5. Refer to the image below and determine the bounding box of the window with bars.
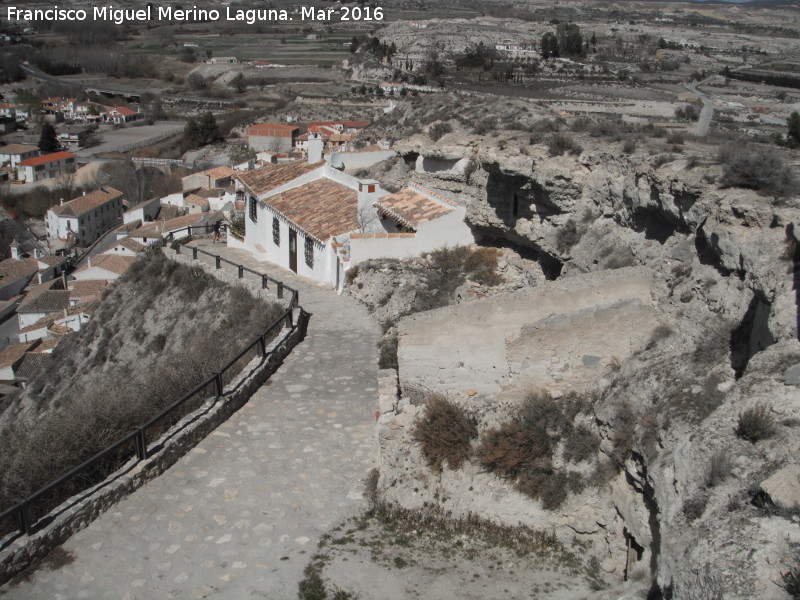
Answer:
[272,217,280,245]
[249,196,258,223]
[304,236,314,268]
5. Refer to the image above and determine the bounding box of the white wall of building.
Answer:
[349,206,474,265]
[123,197,162,224]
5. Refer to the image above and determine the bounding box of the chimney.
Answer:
[9,239,20,260]
[33,247,40,259]
[59,198,64,206]
[357,178,380,212]
[307,133,324,164]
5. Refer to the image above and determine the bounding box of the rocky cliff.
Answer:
[354,120,800,598]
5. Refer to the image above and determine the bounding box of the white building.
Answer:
[235,158,473,291]
[46,187,125,246]
[16,151,76,183]
[0,143,39,169]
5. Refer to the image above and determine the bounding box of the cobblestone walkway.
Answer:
[2,242,381,599]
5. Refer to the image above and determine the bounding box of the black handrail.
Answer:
[0,246,306,538]
[164,226,299,308]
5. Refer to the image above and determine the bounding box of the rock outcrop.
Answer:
[354,127,800,597]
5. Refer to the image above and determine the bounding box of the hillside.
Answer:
[0,252,284,526]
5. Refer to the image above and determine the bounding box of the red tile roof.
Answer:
[264,179,358,243]
[18,151,75,167]
[374,188,455,229]
[52,187,123,217]
[108,106,137,117]
[236,161,322,197]
[248,123,299,137]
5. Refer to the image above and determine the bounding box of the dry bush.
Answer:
[463,247,502,286]
[555,218,583,254]
[705,450,732,488]
[547,133,583,157]
[412,394,477,472]
[477,422,553,479]
[719,145,797,199]
[735,404,776,443]
[563,424,600,463]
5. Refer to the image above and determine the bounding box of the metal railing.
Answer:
[163,226,299,305]
[0,242,305,538]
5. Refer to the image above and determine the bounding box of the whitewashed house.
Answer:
[46,187,125,246]
[235,151,474,291]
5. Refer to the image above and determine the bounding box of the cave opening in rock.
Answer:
[632,208,676,245]
[402,151,419,167]
[730,292,775,379]
[624,527,645,582]
[695,227,743,280]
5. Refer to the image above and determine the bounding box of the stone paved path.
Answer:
[1,242,381,599]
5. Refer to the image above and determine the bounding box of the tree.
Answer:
[787,111,800,148]
[557,23,584,57]
[38,123,60,153]
[183,112,218,149]
[541,32,559,58]
[230,73,247,94]
[229,144,256,164]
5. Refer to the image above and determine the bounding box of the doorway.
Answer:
[288,229,297,273]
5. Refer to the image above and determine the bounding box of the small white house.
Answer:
[71,254,135,281]
[235,158,474,291]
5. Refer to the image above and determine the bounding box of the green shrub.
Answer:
[735,404,776,443]
[412,394,477,472]
[683,494,708,522]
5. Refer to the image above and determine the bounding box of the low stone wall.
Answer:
[0,252,309,585]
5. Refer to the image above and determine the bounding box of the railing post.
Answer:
[261,275,268,289]
[192,247,198,260]
[134,428,147,461]
[277,283,284,299]
[285,310,293,328]
[175,243,181,255]
[19,501,33,535]
[238,265,244,279]
[213,372,223,398]
[257,334,267,357]
[215,256,221,269]
[206,224,211,235]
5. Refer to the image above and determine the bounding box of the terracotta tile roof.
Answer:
[130,213,207,239]
[108,106,137,117]
[247,123,299,137]
[264,179,358,243]
[116,237,146,252]
[15,352,49,380]
[308,120,370,132]
[184,194,210,210]
[0,341,38,369]
[374,188,455,229]
[18,286,70,314]
[0,144,38,155]
[193,166,236,180]
[30,337,61,352]
[116,219,142,233]
[68,279,109,301]
[236,161,322,198]
[18,151,76,167]
[37,255,68,268]
[18,314,57,334]
[0,257,38,285]
[74,254,135,277]
[52,187,123,218]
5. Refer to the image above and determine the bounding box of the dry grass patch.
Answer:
[412,394,477,473]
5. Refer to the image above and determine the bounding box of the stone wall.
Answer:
[0,249,308,585]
